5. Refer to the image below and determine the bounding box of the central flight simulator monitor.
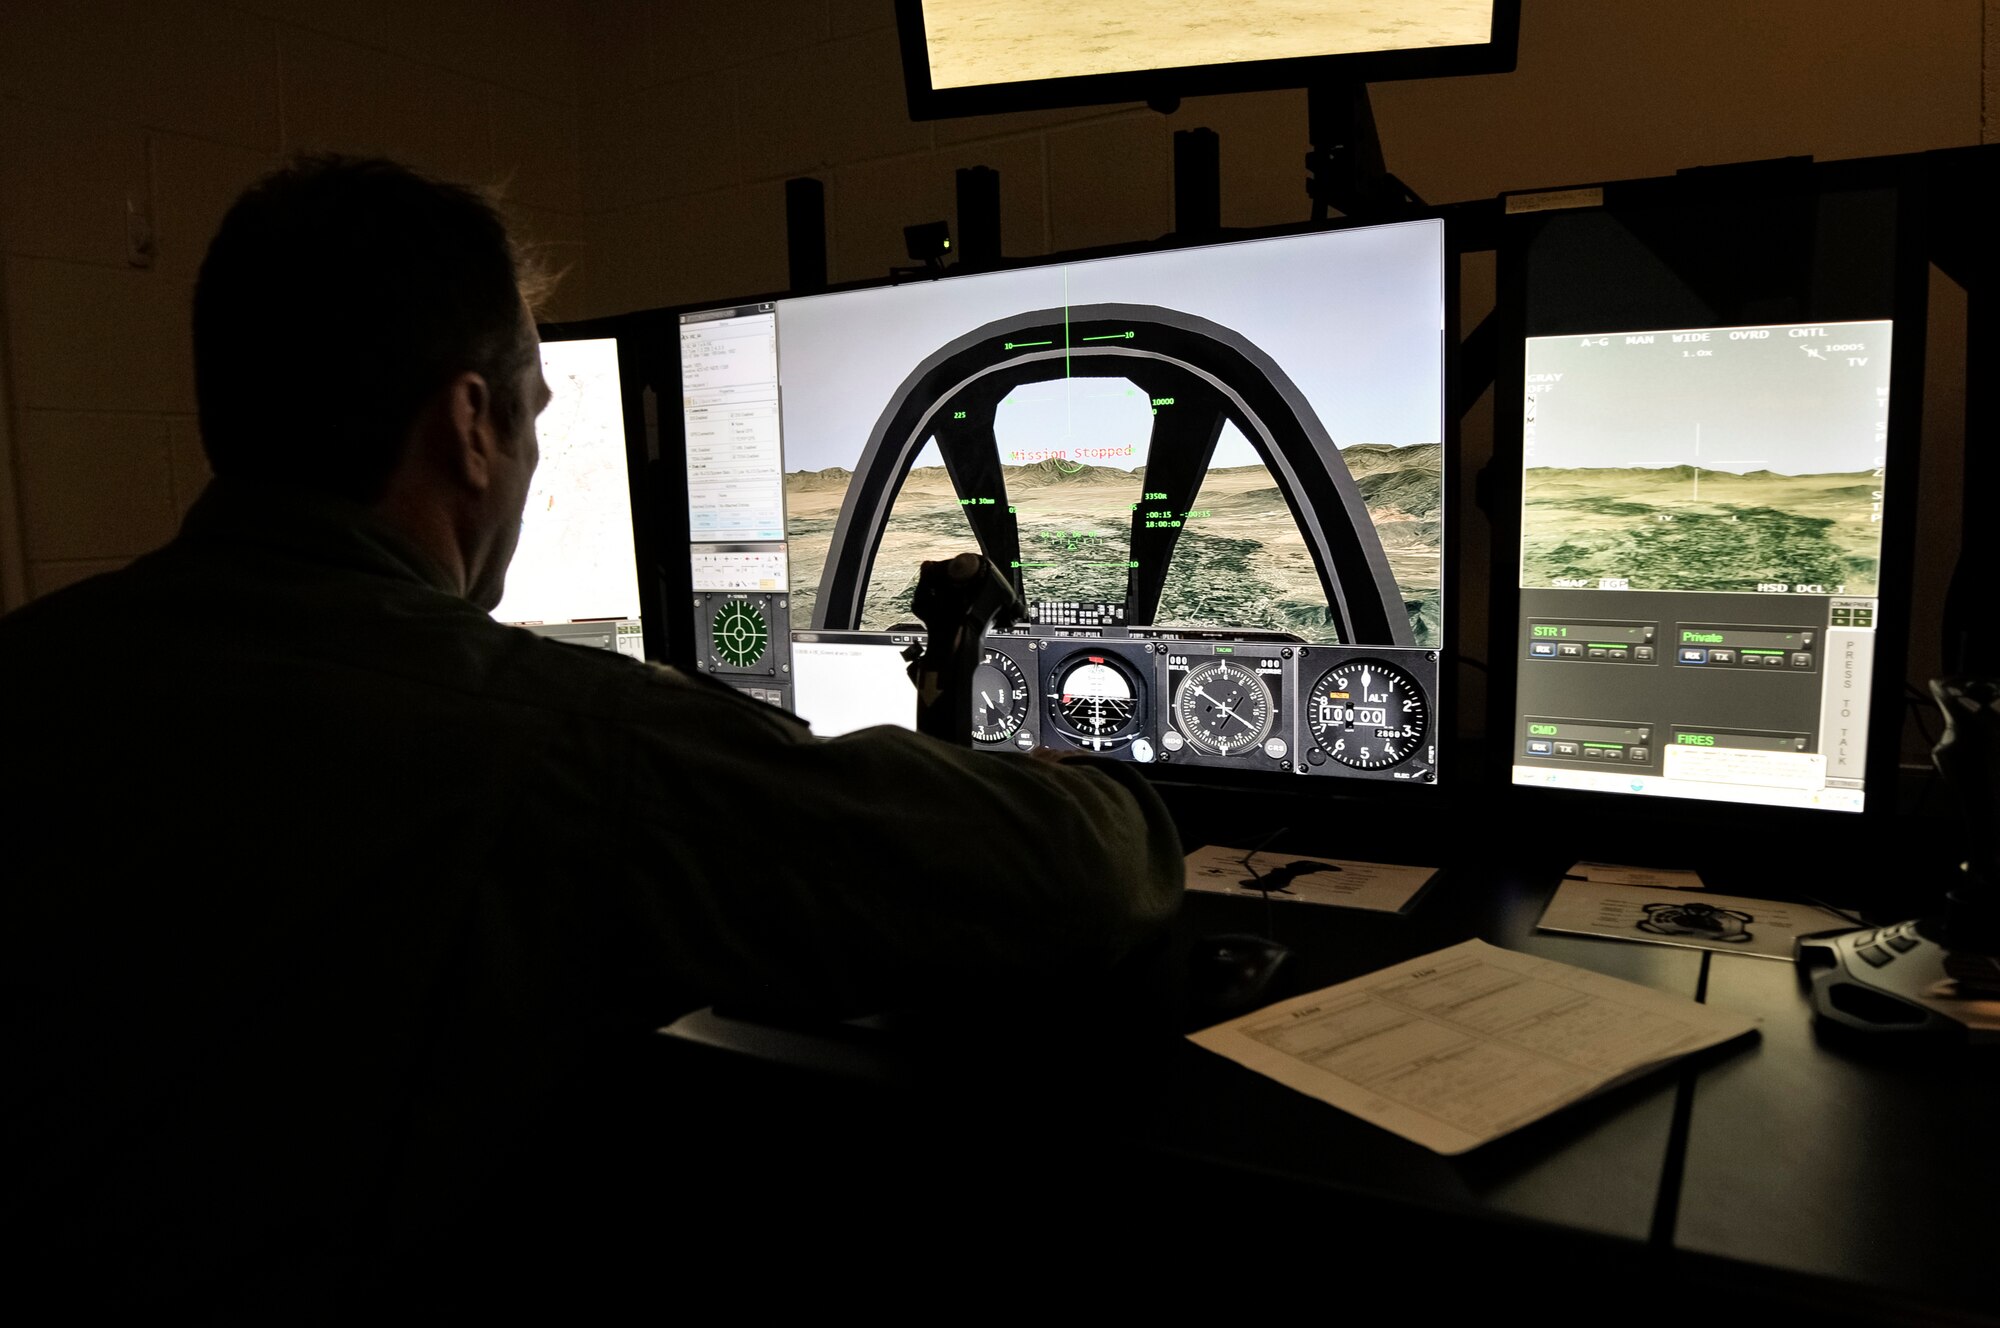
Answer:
[1499,164,1922,820]
[681,219,1448,786]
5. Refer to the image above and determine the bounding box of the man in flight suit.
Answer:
[0,156,1183,1317]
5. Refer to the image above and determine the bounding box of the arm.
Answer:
[609,670,1184,1018]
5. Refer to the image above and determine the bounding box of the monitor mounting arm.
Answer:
[1306,82,1424,223]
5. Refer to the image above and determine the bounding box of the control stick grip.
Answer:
[908,552,1026,746]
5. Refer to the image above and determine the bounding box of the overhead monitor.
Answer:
[895,0,1519,118]
[493,335,647,660]
[1497,164,1922,823]
[679,218,1448,787]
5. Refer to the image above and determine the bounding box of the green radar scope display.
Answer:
[711,598,770,668]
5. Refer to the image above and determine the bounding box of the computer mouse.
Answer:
[1187,932,1292,1020]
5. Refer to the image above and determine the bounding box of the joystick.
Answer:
[907,553,1026,747]
[1800,678,2000,1042]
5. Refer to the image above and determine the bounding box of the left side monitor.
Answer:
[491,336,646,660]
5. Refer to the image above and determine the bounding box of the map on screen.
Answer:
[491,337,641,626]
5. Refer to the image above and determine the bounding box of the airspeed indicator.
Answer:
[971,649,1030,744]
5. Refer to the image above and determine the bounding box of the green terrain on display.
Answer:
[1521,465,1882,594]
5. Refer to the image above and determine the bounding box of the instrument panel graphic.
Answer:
[1303,656,1429,770]
[977,631,1437,782]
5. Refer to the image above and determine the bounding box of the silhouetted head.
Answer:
[193,154,552,608]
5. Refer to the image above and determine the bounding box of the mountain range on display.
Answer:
[1521,465,1882,594]
[783,441,1443,644]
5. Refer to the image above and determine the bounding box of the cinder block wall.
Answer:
[0,0,585,606]
[0,1,1989,733]
[575,1,1986,314]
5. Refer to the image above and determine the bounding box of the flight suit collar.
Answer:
[175,477,462,599]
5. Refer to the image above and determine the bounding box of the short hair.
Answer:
[193,155,543,503]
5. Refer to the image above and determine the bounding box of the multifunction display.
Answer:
[1511,320,1892,812]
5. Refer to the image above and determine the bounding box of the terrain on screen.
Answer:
[784,442,1441,645]
[1521,465,1883,594]
[921,1,1491,88]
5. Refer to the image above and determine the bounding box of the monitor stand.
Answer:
[1305,82,1424,222]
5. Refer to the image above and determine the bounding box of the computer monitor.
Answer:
[679,218,1449,786]
[895,0,1519,118]
[1495,162,1924,823]
[492,334,647,660]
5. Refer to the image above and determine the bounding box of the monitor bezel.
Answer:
[893,0,1521,120]
[1483,156,1929,860]
[651,210,1464,801]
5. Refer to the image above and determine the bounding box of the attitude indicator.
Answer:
[1047,650,1145,750]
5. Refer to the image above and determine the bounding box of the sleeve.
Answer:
[605,669,1185,1019]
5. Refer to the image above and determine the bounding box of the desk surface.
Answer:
[1676,954,2000,1318]
[662,859,1996,1322]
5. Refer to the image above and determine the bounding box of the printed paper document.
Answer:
[1189,939,1757,1154]
[1540,879,1857,960]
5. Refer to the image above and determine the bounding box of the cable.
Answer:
[1904,681,1939,751]
[1238,825,1290,939]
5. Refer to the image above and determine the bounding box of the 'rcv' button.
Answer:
[1527,739,1553,755]
[1679,648,1708,663]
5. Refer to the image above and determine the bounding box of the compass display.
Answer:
[1048,651,1143,746]
[1307,658,1429,769]
[971,649,1030,744]
[1172,659,1274,757]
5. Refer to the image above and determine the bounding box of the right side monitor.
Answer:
[1500,165,1921,817]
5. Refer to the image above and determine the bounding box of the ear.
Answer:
[440,370,499,493]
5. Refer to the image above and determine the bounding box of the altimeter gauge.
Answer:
[1172,659,1275,757]
[971,649,1030,744]
[1306,658,1429,769]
